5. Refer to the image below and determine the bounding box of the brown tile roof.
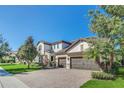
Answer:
[67,52,83,57]
[37,40,71,45]
[52,40,71,45]
[54,48,67,55]
[37,41,52,45]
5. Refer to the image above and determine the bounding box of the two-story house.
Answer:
[36,38,100,70]
[36,40,71,64]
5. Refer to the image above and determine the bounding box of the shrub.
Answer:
[110,61,120,74]
[49,61,56,68]
[92,72,115,80]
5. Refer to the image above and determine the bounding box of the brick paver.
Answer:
[15,68,92,88]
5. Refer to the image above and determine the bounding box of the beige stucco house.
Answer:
[36,38,100,70]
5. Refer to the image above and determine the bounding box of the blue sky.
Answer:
[0,5,98,51]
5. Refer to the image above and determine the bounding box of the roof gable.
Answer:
[65,38,87,52]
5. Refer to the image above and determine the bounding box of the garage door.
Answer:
[71,57,100,70]
[58,58,66,68]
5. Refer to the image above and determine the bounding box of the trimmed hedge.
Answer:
[92,72,115,80]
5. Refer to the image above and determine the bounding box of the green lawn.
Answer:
[0,63,42,74]
[80,67,124,88]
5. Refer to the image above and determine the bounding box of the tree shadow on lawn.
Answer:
[0,63,17,66]
[114,67,124,80]
[116,74,124,80]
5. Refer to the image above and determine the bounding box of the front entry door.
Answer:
[58,58,66,68]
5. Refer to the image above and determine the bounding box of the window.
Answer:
[53,44,59,49]
[51,56,54,61]
[53,45,56,49]
[81,45,83,51]
[57,44,59,49]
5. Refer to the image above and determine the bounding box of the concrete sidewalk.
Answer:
[0,67,12,76]
[0,67,29,88]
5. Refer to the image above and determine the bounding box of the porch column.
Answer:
[66,56,70,69]
[55,57,59,67]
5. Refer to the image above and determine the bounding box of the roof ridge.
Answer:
[37,40,71,45]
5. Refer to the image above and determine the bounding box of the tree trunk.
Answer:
[105,63,108,72]
[122,56,124,66]
[110,52,114,69]
[109,41,114,70]
[28,63,30,69]
[27,61,31,69]
[95,56,102,68]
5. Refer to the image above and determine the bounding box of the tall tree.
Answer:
[17,36,37,68]
[0,34,11,58]
[87,5,124,72]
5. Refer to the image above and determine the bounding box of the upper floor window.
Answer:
[53,45,56,49]
[53,44,60,49]
[80,45,83,51]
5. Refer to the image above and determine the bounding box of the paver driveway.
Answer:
[15,68,92,88]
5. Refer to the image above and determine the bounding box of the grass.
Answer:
[80,67,124,88]
[0,63,42,74]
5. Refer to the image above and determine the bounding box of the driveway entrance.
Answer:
[0,67,28,88]
[15,68,92,88]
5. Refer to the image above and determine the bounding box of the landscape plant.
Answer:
[0,34,11,63]
[17,36,38,69]
[91,72,115,80]
[86,5,124,73]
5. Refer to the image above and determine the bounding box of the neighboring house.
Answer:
[36,38,100,70]
[5,51,18,62]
